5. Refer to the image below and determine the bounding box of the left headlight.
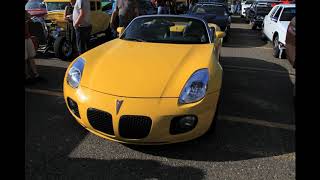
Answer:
[179,69,209,104]
[67,57,85,88]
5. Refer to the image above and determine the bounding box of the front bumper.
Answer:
[64,84,220,145]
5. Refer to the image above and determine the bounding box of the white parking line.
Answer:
[219,115,295,131]
[253,47,273,50]
[25,88,63,97]
[223,65,295,76]
[35,58,69,68]
[25,88,295,131]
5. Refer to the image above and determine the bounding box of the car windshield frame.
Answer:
[120,15,211,44]
[46,2,69,12]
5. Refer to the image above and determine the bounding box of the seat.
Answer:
[183,21,205,42]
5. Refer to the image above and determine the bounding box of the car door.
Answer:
[264,6,279,39]
[269,6,283,40]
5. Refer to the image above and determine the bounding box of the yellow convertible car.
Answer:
[64,15,224,144]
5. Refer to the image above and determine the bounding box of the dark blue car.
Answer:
[187,3,231,41]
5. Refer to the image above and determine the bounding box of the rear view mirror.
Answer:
[117,27,124,36]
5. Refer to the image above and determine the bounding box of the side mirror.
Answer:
[208,23,221,31]
[216,31,226,39]
[117,27,124,36]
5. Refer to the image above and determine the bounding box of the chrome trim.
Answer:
[116,100,124,114]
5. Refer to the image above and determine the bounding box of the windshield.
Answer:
[245,1,254,5]
[46,2,69,11]
[191,5,226,15]
[25,1,45,10]
[280,7,295,21]
[121,17,209,44]
[256,6,273,15]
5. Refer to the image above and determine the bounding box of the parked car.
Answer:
[187,2,231,42]
[241,0,254,18]
[262,4,295,58]
[285,16,295,68]
[64,15,225,144]
[25,0,47,17]
[245,0,282,29]
[43,0,112,60]
[101,0,113,12]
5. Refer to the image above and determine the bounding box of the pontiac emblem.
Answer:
[116,100,124,114]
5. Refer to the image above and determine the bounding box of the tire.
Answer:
[251,21,257,30]
[54,36,74,61]
[272,35,280,58]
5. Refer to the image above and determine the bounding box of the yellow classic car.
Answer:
[64,15,224,144]
[43,0,111,60]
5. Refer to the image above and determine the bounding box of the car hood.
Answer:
[79,39,214,98]
[46,11,65,22]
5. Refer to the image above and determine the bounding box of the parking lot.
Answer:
[25,16,295,180]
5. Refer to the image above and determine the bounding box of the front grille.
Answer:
[67,97,80,118]
[119,115,152,139]
[87,108,114,135]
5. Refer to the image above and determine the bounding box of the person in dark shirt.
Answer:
[116,0,139,27]
[64,0,76,53]
[156,0,168,14]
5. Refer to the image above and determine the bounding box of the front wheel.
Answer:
[273,35,280,58]
[54,36,74,61]
[251,21,257,30]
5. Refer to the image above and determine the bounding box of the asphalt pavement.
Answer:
[25,16,295,180]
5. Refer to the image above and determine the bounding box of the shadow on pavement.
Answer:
[220,57,295,125]
[26,158,205,180]
[224,27,268,48]
[231,15,248,24]
[125,57,295,162]
[25,66,66,91]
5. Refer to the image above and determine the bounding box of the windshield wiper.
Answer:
[124,37,147,42]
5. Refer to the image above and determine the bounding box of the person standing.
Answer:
[156,0,168,14]
[73,0,92,55]
[116,0,139,27]
[64,0,76,54]
[25,10,41,84]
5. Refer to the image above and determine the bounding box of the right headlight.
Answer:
[67,57,85,88]
[179,69,209,104]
